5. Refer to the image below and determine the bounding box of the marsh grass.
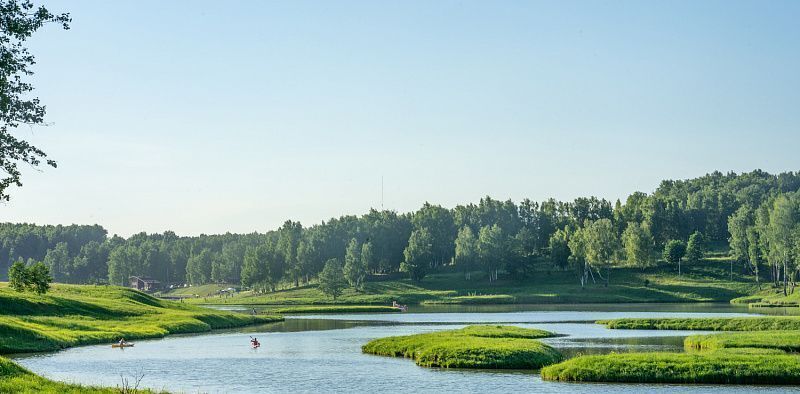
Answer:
[598,317,800,331]
[540,352,800,384]
[361,325,562,369]
[685,331,800,352]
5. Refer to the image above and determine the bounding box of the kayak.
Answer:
[112,343,134,348]
[251,343,260,349]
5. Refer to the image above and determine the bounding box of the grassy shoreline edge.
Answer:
[0,283,283,393]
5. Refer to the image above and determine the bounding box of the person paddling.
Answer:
[118,337,126,346]
[250,337,260,348]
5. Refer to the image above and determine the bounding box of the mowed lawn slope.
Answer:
[0,283,281,354]
[176,261,757,306]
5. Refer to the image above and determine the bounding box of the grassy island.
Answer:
[544,316,800,384]
[541,352,800,384]
[362,325,562,369]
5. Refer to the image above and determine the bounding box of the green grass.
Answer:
[361,325,562,369]
[0,283,282,354]
[731,286,800,306]
[541,352,800,384]
[685,331,800,352]
[158,283,233,297]
[598,317,800,331]
[267,305,401,314]
[0,356,159,393]
[174,260,758,306]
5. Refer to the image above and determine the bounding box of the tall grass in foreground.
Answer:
[362,325,562,369]
[541,352,800,384]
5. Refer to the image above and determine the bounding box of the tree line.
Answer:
[2,170,799,291]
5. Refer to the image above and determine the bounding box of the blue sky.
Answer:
[4,0,799,236]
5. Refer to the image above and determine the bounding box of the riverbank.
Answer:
[0,283,282,354]
[0,356,159,393]
[0,283,282,392]
[172,261,757,306]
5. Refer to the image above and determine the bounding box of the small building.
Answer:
[129,276,161,292]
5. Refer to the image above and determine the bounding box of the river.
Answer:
[10,303,798,393]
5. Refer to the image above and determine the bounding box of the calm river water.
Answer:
[10,303,799,393]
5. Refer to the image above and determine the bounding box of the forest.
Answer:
[1,169,799,292]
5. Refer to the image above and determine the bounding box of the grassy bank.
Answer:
[598,317,800,331]
[268,305,401,314]
[362,325,562,369]
[0,283,282,354]
[685,331,800,352]
[174,260,757,306]
[0,356,158,393]
[541,352,800,384]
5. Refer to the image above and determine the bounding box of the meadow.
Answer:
[361,325,562,369]
[172,260,757,306]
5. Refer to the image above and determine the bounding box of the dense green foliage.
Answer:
[0,0,70,201]
[541,352,800,384]
[362,325,562,369]
[1,170,798,298]
[0,283,280,354]
[599,317,800,331]
[8,259,51,294]
[317,259,347,300]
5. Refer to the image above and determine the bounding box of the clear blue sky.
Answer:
[5,0,799,236]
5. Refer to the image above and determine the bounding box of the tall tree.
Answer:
[622,222,654,268]
[663,240,686,276]
[402,228,433,282]
[685,231,706,265]
[343,238,366,291]
[477,224,505,281]
[454,226,478,280]
[318,258,347,300]
[7,258,27,291]
[43,242,69,282]
[548,228,571,270]
[0,1,70,200]
[582,219,620,286]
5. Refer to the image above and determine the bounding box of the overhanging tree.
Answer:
[0,1,70,200]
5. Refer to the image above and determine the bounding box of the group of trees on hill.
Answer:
[2,170,800,292]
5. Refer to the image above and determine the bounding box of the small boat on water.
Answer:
[111,343,134,348]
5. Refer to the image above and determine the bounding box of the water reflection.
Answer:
[10,306,796,394]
